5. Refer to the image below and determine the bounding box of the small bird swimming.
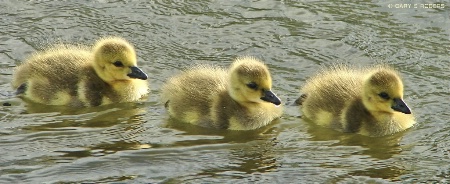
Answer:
[298,65,415,137]
[11,36,149,107]
[161,56,283,130]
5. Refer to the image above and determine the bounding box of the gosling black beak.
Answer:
[391,98,411,114]
[260,90,281,105]
[127,66,148,80]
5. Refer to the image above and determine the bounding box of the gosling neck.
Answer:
[361,96,393,124]
[91,62,116,86]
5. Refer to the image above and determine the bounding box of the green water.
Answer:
[0,0,449,183]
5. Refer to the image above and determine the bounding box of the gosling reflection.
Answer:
[306,121,409,160]
[304,120,410,181]
[56,140,151,160]
[165,117,280,144]
[193,138,280,179]
[21,102,147,129]
[163,117,281,175]
[18,102,150,159]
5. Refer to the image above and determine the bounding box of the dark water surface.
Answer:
[1,0,449,183]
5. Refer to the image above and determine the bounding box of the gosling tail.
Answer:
[15,83,27,95]
[164,100,170,109]
[294,94,307,106]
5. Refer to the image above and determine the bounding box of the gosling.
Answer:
[298,65,415,137]
[12,36,149,107]
[161,56,283,130]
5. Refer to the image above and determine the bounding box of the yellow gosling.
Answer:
[298,65,415,137]
[161,56,283,130]
[12,36,149,107]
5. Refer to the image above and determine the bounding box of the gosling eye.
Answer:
[113,61,124,67]
[246,82,258,90]
[378,92,390,100]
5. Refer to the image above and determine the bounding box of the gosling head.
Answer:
[92,37,148,83]
[362,68,411,114]
[228,56,281,106]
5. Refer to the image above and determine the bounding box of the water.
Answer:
[0,0,449,183]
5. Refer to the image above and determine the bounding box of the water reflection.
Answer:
[5,102,149,161]
[190,139,279,181]
[305,120,408,160]
[162,117,281,181]
[303,119,410,181]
